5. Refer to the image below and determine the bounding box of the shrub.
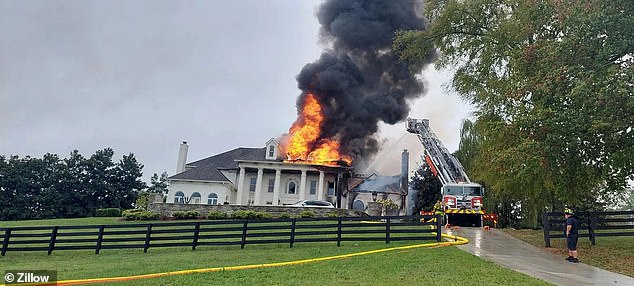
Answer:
[231,210,272,220]
[206,211,228,220]
[135,192,149,210]
[172,211,200,220]
[298,210,316,218]
[95,208,121,217]
[278,212,292,219]
[122,209,160,220]
[376,199,399,210]
[326,210,347,218]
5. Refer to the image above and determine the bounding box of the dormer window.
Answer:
[268,145,275,158]
[265,138,278,160]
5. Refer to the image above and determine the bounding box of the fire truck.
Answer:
[407,118,485,227]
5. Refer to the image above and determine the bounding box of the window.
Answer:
[268,145,275,158]
[309,180,317,195]
[352,200,365,211]
[174,191,185,204]
[287,181,297,195]
[249,177,257,192]
[466,186,482,196]
[207,193,218,205]
[268,178,275,193]
[191,192,201,204]
[327,181,335,196]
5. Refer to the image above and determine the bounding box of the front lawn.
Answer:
[0,217,553,285]
[502,228,634,277]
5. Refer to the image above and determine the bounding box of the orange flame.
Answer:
[284,93,352,166]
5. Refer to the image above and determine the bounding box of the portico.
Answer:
[234,160,341,206]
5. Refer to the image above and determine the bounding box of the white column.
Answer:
[273,169,281,205]
[299,170,307,201]
[254,168,264,205]
[236,167,246,205]
[317,171,325,201]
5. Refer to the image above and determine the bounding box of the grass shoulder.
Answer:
[502,228,634,278]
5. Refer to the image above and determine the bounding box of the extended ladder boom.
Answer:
[406,118,471,185]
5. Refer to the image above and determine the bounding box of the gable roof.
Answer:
[168,165,229,182]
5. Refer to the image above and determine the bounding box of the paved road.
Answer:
[445,227,634,286]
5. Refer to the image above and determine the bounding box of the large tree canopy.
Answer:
[396,0,634,224]
[0,149,146,220]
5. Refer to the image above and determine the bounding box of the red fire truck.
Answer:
[407,118,485,227]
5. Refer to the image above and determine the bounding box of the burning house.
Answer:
[167,140,349,207]
[167,0,432,212]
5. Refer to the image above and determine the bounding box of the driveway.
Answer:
[445,227,634,286]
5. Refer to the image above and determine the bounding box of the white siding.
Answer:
[167,181,232,205]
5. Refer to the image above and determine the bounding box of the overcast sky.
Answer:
[0,0,473,181]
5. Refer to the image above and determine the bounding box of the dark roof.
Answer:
[352,174,400,193]
[187,147,262,169]
[169,165,229,182]
[235,147,284,162]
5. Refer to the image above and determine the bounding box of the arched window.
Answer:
[352,200,365,211]
[287,180,297,195]
[207,193,218,205]
[191,192,201,204]
[174,191,185,204]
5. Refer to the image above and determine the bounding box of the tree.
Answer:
[410,164,442,213]
[0,149,146,220]
[148,172,169,195]
[395,0,634,227]
[113,153,146,209]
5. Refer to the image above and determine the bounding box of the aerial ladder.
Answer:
[407,118,485,227]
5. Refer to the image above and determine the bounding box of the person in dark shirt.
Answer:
[564,208,579,263]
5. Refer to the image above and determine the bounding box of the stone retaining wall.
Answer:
[148,202,368,218]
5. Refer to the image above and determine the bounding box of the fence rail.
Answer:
[0,214,441,256]
[542,210,634,247]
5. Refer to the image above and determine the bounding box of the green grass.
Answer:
[0,218,553,285]
[0,242,551,286]
[502,228,634,278]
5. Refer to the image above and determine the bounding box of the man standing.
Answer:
[433,199,444,225]
[564,208,579,263]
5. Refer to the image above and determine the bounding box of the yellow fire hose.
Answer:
[15,234,467,286]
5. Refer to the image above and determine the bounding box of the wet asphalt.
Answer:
[444,227,634,286]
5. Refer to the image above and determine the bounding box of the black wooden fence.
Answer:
[0,214,441,256]
[542,210,634,247]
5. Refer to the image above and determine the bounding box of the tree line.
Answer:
[0,148,153,220]
[397,0,633,227]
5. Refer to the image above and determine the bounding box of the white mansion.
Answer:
[166,140,348,207]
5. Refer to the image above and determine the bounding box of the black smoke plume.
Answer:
[295,0,434,163]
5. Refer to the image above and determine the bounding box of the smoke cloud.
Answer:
[294,0,434,163]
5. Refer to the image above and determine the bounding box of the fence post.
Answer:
[241,220,248,249]
[436,214,442,242]
[144,224,153,253]
[290,219,296,248]
[542,212,551,247]
[385,218,391,244]
[337,217,342,247]
[588,212,596,246]
[1,228,11,256]
[95,225,105,255]
[192,222,201,250]
[47,226,58,255]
